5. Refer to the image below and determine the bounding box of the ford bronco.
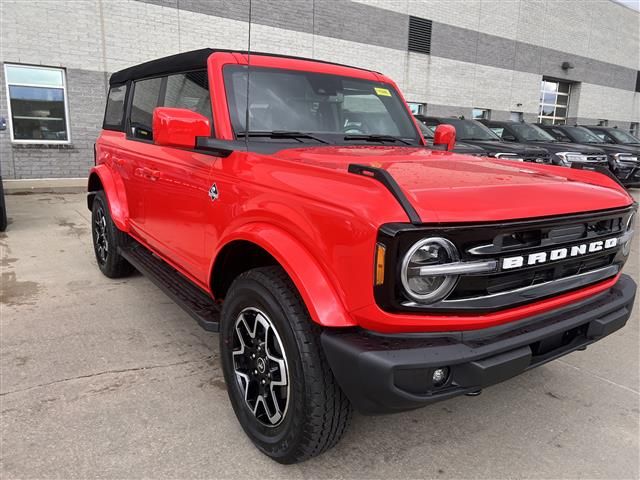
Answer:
[89,49,637,464]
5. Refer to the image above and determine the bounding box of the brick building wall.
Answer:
[1,0,638,179]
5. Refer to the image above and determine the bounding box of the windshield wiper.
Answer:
[238,130,330,144]
[343,134,412,145]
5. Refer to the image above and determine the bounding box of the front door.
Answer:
[129,71,215,286]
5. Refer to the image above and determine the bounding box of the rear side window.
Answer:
[130,77,162,140]
[103,85,127,130]
[164,71,212,126]
[549,128,570,141]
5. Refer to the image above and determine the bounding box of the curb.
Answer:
[3,178,87,194]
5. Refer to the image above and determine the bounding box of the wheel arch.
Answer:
[87,165,130,232]
[210,224,355,328]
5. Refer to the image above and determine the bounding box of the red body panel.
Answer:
[94,51,634,334]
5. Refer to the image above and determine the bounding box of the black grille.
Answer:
[375,206,635,314]
[524,153,551,164]
[408,16,432,55]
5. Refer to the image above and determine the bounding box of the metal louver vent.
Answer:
[408,16,432,55]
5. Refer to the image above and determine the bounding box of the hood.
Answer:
[527,141,606,155]
[452,141,486,155]
[457,140,547,155]
[587,143,640,155]
[273,145,632,223]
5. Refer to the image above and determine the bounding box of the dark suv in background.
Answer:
[480,120,608,169]
[417,116,551,164]
[415,118,487,156]
[580,126,640,148]
[537,124,639,187]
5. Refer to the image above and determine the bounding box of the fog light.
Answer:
[432,367,449,387]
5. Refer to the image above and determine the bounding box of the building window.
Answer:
[4,64,70,143]
[407,102,426,115]
[597,119,608,126]
[510,111,523,122]
[631,123,639,137]
[472,108,490,120]
[538,79,571,125]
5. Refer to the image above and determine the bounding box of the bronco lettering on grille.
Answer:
[501,237,618,270]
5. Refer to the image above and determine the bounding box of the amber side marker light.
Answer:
[375,243,386,286]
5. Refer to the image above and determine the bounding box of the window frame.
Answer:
[538,79,572,125]
[3,63,72,145]
[124,69,213,144]
[472,108,490,120]
[102,83,129,132]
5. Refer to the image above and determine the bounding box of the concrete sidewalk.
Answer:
[3,178,86,194]
[1,193,638,479]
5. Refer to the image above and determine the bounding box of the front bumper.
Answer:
[613,163,640,187]
[322,274,636,414]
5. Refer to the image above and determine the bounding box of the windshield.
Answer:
[440,119,500,141]
[223,66,419,143]
[607,128,640,144]
[564,126,605,144]
[510,123,556,142]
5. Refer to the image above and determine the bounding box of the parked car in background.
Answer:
[419,116,551,163]
[537,124,640,187]
[580,125,640,148]
[414,116,487,156]
[479,120,608,170]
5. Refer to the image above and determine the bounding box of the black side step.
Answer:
[119,240,220,332]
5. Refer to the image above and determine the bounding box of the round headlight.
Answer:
[401,237,459,303]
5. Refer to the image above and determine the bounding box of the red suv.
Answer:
[89,49,637,464]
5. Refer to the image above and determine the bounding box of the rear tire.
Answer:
[91,190,134,278]
[220,266,352,464]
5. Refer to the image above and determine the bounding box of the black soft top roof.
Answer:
[109,48,376,86]
[110,48,214,85]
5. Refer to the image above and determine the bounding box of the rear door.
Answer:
[100,84,147,232]
[139,70,215,284]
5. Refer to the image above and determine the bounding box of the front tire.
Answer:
[91,191,134,278]
[220,266,352,464]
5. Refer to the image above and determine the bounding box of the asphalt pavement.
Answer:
[1,192,638,479]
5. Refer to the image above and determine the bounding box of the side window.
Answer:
[130,77,162,140]
[103,84,127,130]
[163,71,212,126]
[550,128,570,141]
[502,128,517,141]
[490,127,504,137]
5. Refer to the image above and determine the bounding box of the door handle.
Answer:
[140,167,161,181]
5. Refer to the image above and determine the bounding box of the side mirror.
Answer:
[433,124,456,152]
[153,107,211,149]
